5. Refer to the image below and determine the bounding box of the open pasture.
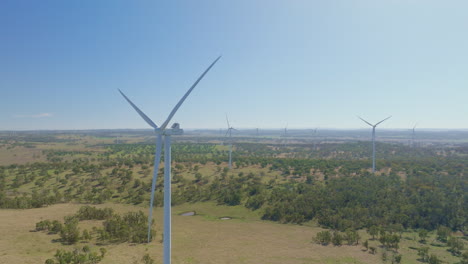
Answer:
[0,202,385,264]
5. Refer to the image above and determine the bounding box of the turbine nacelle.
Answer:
[164,123,183,135]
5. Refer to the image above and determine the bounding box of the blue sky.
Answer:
[1,0,467,130]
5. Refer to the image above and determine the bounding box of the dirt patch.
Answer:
[180,211,195,216]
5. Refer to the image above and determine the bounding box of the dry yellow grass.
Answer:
[0,145,45,165]
[0,202,384,264]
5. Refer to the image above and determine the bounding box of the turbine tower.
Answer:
[282,124,288,147]
[119,56,221,264]
[313,128,318,151]
[225,115,235,169]
[358,116,392,173]
[411,123,417,147]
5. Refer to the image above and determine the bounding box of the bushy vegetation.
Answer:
[7,137,468,236]
[75,206,114,220]
[35,206,153,244]
[44,246,106,264]
[98,211,151,243]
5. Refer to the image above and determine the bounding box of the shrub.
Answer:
[35,220,51,231]
[331,231,343,246]
[44,247,104,264]
[315,231,331,245]
[100,211,152,243]
[48,220,62,234]
[436,226,451,243]
[76,206,114,220]
[447,236,464,256]
[60,217,80,244]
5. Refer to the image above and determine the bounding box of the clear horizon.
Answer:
[1,1,467,130]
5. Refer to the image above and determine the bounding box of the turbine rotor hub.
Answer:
[164,123,183,135]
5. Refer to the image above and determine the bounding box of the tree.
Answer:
[382,251,388,262]
[447,236,464,256]
[45,247,104,264]
[142,254,155,264]
[393,254,402,264]
[35,220,51,231]
[99,248,107,258]
[60,217,80,244]
[82,245,91,253]
[82,229,92,241]
[461,251,468,264]
[50,220,63,234]
[368,225,379,240]
[419,229,429,243]
[315,231,331,245]
[428,254,441,264]
[417,247,430,262]
[344,229,360,245]
[331,232,343,246]
[363,240,369,251]
[436,226,451,243]
[380,233,400,251]
[101,211,151,243]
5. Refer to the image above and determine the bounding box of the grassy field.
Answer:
[0,202,387,264]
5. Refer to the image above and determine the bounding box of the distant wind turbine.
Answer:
[119,56,221,264]
[358,116,392,173]
[313,128,318,151]
[225,115,236,169]
[411,123,418,147]
[282,124,288,147]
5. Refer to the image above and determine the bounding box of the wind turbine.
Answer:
[225,115,236,169]
[313,128,318,151]
[358,116,392,173]
[119,56,221,264]
[411,123,417,147]
[282,124,288,147]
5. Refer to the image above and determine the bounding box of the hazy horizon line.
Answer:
[2,127,468,132]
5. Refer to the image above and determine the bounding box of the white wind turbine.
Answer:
[411,123,417,147]
[313,127,318,151]
[119,56,221,264]
[225,115,236,169]
[358,116,392,173]
[282,124,288,147]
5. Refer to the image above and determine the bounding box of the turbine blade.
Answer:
[119,89,158,129]
[226,114,230,129]
[357,116,373,127]
[224,129,230,138]
[147,134,163,242]
[375,116,392,127]
[160,56,222,130]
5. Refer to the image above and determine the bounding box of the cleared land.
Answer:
[0,202,385,264]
